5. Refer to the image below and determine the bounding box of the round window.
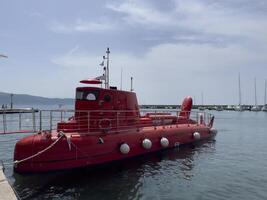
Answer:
[86,93,96,100]
[104,95,111,102]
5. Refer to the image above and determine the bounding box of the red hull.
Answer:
[14,124,216,173]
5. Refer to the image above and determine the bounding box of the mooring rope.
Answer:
[14,134,64,165]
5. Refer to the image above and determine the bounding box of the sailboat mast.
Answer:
[120,68,123,90]
[254,77,257,106]
[201,92,204,106]
[264,79,266,105]
[238,73,242,106]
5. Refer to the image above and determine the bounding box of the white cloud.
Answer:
[46,1,267,103]
[28,11,44,18]
[106,1,175,28]
[175,0,267,46]
[107,0,267,48]
[50,19,117,33]
[52,52,99,69]
[3,0,267,104]
[51,41,267,104]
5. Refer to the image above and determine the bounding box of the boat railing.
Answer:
[0,109,214,134]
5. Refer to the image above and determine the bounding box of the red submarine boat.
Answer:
[14,48,217,173]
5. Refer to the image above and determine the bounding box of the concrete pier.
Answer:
[0,163,17,200]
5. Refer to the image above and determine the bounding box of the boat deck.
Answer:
[0,108,38,114]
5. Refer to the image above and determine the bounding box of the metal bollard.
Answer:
[19,112,22,130]
[32,111,36,132]
[49,111,53,132]
[2,111,7,134]
[39,110,42,131]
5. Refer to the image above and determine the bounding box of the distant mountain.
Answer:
[0,92,74,106]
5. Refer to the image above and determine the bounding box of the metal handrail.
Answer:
[0,109,214,134]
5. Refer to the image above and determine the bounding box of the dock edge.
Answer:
[0,161,18,200]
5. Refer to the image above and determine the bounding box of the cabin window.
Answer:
[76,90,99,101]
[76,91,83,100]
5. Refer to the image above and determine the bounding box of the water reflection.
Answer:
[12,139,216,200]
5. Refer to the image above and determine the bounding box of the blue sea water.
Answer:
[0,110,267,200]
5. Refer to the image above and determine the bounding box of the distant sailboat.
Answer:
[198,92,205,110]
[251,77,261,111]
[215,106,223,111]
[262,79,267,111]
[226,105,234,111]
[235,73,243,111]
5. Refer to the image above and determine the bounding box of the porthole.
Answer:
[104,95,111,102]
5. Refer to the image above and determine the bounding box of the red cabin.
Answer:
[57,87,140,133]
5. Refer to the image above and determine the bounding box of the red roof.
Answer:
[80,79,102,84]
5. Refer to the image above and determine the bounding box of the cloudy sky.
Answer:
[1,0,267,105]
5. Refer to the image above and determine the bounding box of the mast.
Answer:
[264,79,266,105]
[102,47,110,89]
[201,92,203,106]
[130,77,133,91]
[106,47,110,89]
[120,67,123,90]
[254,77,257,106]
[10,93,13,109]
[238,73,242,106]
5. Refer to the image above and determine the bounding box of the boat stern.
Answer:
[13,134,38,173]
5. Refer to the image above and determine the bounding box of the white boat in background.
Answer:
[251,78,261,112]
[235,73,244,111]
[251,105,261,111]
[262,79,267,112]
[215,106,223,111]
[198,107,205,111]
[234,105,244,111]
[226,105,234,111]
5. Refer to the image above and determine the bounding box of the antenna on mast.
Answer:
[106,47,110,89]
[101,47,110,89]
[130,77,133,92]
[120,67,123,90]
